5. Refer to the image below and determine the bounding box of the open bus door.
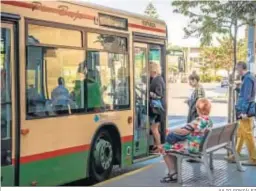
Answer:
[1,14,20,186]
[133,35,167,160]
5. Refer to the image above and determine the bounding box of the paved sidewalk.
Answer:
[96,123,256,187]
[96,159,256,187]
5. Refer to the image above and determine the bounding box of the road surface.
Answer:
[168,82,228,129]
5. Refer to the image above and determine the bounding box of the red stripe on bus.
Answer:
[2,1,95,21]
[3,1,166,34]
[2,1,35,9]
[121,135,133,143]
[10,135,133,164]
[128,23,166,33]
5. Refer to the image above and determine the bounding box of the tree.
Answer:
[171,1,256,77]
[144,1,159,19]
[200,37,247,76]
[216,37,247,73]
[198,61,213,82]
[171,1,256,122]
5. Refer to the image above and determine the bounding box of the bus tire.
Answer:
[89,129,114,183]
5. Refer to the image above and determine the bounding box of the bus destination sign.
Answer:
[98,13,128,30]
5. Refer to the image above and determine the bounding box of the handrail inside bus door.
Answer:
[43,58,49,100]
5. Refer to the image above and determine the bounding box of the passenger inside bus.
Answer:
[51,77,73,114]
[115,66,129,106]
[149,62,166,153]
[72,64,102,112]
[1,69,7,139]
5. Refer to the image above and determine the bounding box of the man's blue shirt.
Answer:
[237,72,256,113]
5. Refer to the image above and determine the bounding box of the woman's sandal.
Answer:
[160,173,177,183]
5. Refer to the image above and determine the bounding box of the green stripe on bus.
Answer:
[1,165,14,186]
[121,141,133,168]
[2,141,133,186]
[19,151,89,186]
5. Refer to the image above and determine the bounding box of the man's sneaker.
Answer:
[242,160,256,166]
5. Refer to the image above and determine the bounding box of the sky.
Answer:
[81,0,245,47]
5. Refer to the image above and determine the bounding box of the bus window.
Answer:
[87,33,127,52]
[1,27,12,166]
[149,45,161,65]
[87,51,129,111]
[87,32,129,111]
[26,24,85,118]
[28,24,82,47]
[112,53,129,108]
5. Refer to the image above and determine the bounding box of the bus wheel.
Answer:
[90,129,114,182]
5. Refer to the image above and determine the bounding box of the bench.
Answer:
[167,122,246,185]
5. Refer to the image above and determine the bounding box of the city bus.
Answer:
[1,1,168,186]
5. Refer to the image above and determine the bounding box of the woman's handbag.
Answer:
[150,99,164,115]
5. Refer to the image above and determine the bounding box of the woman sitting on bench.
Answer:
[160,98,213,183]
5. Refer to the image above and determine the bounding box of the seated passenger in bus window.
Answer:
[26,84,45,117]
[51,77,71,114]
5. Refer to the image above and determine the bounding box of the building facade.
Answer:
[247,25,256,73]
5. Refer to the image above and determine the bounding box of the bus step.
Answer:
[133,154,160,164]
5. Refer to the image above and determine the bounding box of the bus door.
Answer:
[1,20,18,186]
[148,44,166,146]
[133,43,149,158]
[133,41,167,159]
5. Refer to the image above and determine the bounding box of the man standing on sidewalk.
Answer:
[228,61,256,165]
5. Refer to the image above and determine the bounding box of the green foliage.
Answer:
[200,37,247,73]
[171,0,256,88]
[144,1,159,19]
[171,1,256,46]
[168,65,178,73]
[167,44,184,55]
[214,76,222,82]
[199,74,222,83]
[200,74,212,83]
[198,62,212,82]
[171,1,256,121]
